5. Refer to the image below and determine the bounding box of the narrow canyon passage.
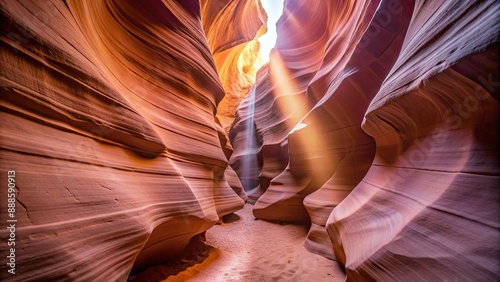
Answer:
[131,204,345,282]
[1,0,499,281]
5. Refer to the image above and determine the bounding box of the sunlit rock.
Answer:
[230,0,353,204]
[303,0,414,260]
[251,0,381,223]
[201,0,267,129]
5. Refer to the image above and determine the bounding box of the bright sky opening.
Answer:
[258,0,284,62]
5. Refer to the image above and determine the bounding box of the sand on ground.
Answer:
[130,204,346,281]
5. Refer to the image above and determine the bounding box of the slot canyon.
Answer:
[0,0,499,281]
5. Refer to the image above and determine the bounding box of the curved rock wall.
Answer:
[0,0,245,280]
[230,0,500,280]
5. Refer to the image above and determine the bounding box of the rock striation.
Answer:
[230,0,500,280]
[0,0,246,280]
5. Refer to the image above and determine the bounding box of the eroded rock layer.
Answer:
[230,0,500,280]
[0,0,245,280]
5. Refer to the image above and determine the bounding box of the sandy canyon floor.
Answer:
[130,204,345,281]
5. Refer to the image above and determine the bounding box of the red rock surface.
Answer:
[230,0,500,280]
[0,0,245,280]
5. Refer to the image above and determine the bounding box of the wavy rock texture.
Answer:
[0,0,245,280]
[230,0,500,280]
[201,0,267,128]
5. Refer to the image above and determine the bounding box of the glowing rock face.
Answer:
[0,0,247,280]
[230,0,500,280]
[201,0,267,129]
